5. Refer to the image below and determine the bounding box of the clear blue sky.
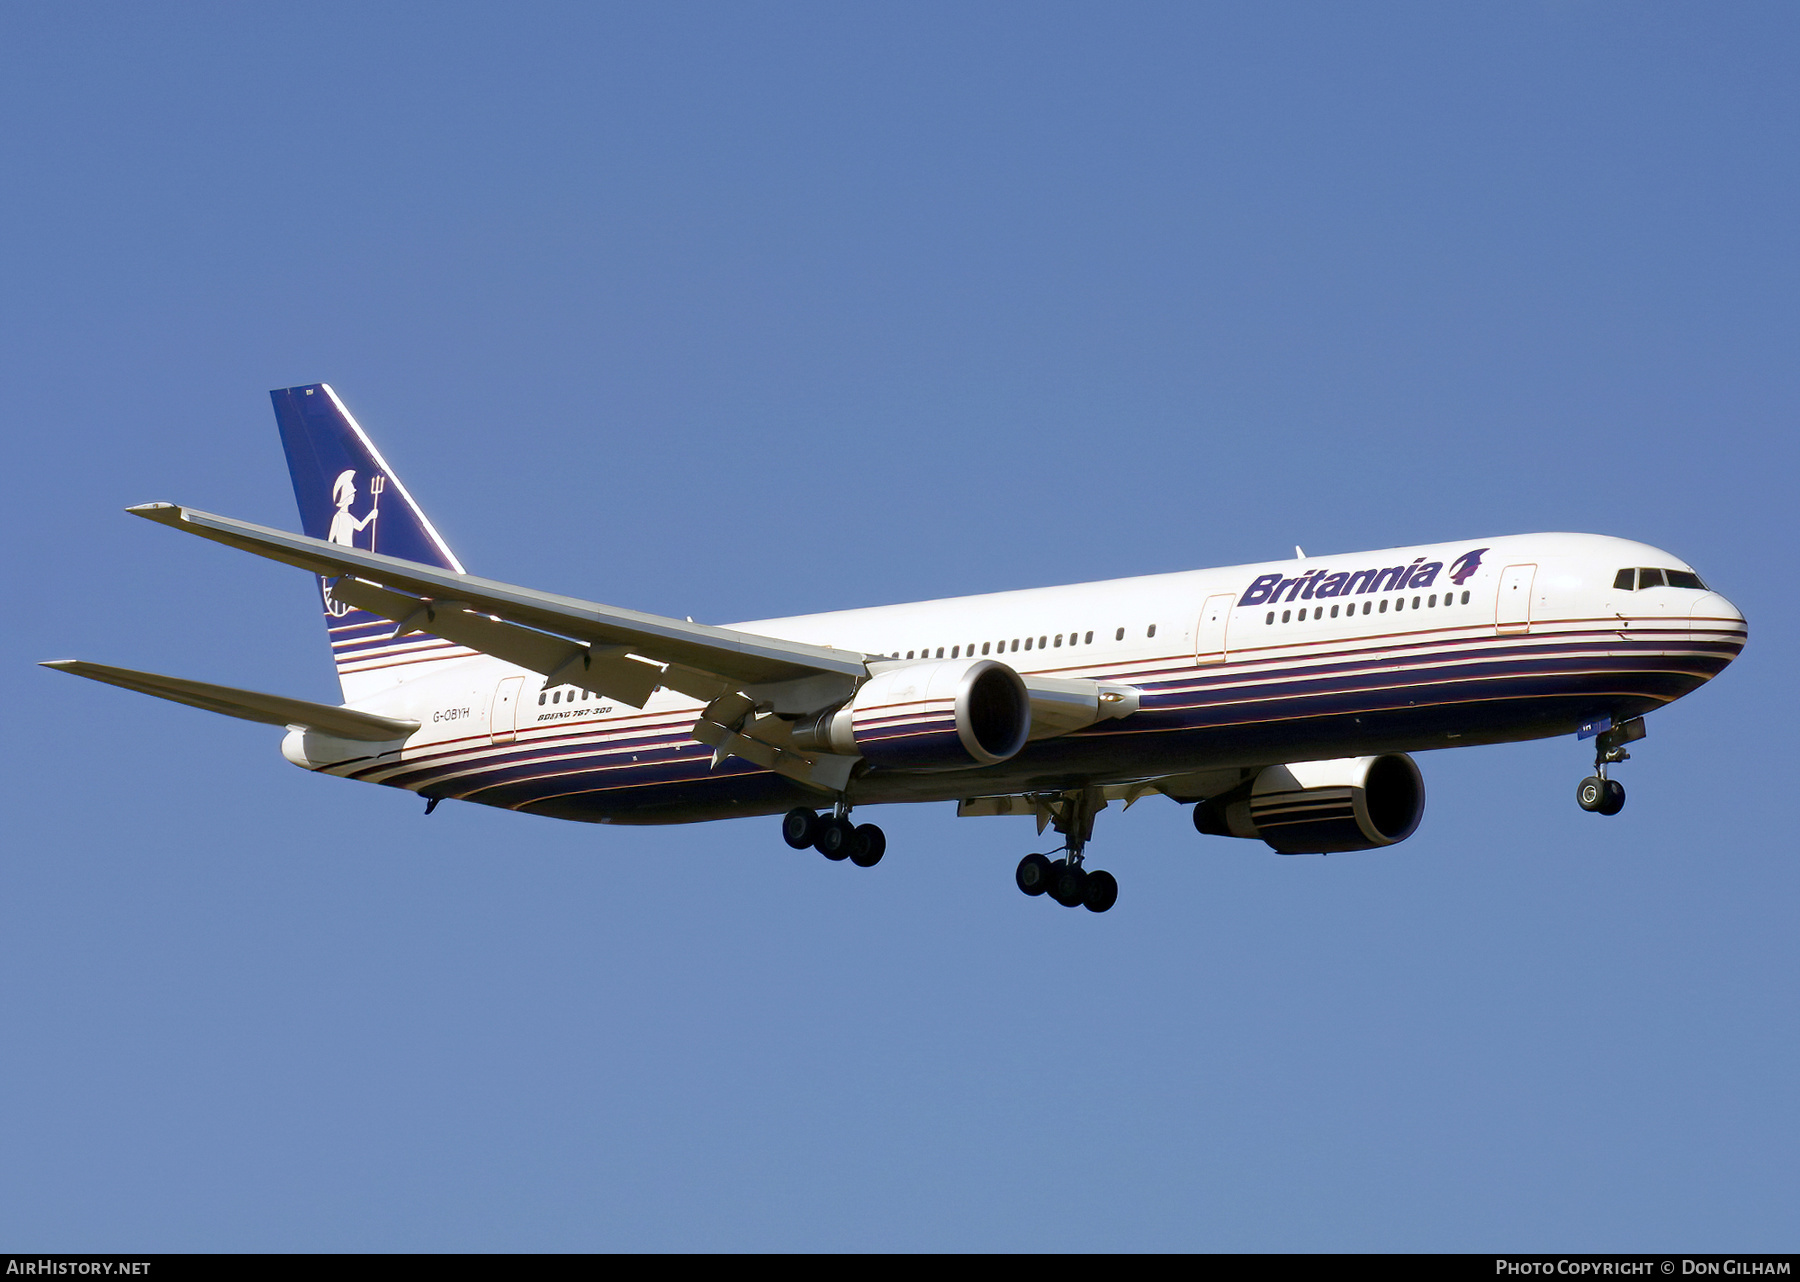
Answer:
[3,2,1795,1251]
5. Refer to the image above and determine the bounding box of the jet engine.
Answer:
[1193,754,1425,854]
[791,657,1031,771]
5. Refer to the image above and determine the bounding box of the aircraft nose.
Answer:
[1690,591,1748,656]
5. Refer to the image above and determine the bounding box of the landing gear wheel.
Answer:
[1015,853,1053,896]
[1577,777,1606,812]
[781,807,819,849]
[849,823,886,867]
[1082,870,1118,913]
[1050,860,1090,908]
[1597,779,1626,816]
[814,815,853,860]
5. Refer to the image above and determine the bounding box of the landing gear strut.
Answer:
[1014,787,1118,913]
[782,805,885,867]
[1577,717,1644,817]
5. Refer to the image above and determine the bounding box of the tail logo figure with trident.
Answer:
[322,469,383,617]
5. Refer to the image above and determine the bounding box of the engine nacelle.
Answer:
[793,658,1030,771]
[1193,754,1425,854]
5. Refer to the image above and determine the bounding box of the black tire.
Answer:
[815,815,853,860]
[1083,870,1118,913]
[1015,853,1053,896]
[781,807,819,849]
[1050,861,1089,908]
[849,823,886,867]
[1577,776,1606,812]
[1597,779,1626,816]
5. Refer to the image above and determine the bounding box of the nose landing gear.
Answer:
[1576,775,1626,815]
[1577,717,1644,817]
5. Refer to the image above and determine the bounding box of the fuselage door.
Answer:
[1195,593,1236,663]
[489,674,526,744]
[1496,564,1536,635]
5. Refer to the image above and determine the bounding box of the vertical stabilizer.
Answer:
[271,384,475,702]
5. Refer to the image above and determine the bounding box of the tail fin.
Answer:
[271,383,475,702]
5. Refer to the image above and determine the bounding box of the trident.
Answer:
[368,474,386,553]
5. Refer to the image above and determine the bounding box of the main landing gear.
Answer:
[1014,787,1118,914]
[782,806,886,868]
[1577,717,1645,817]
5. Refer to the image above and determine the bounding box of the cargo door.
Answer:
[489,675,526,744]
[1496,564,1536,635]
[1194,593,1236,663]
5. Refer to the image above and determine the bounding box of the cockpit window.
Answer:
[1615,567,1708,591]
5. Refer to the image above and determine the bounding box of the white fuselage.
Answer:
[288,532,1745,824]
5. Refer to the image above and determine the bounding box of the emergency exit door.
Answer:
[1195,593,1236,663]
[489,675,526,744]
[1496,564,1536,635]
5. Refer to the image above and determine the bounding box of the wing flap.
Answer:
[42,660,419,741]
[330,579,665,709]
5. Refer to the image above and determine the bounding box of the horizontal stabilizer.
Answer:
[41,660,420,742]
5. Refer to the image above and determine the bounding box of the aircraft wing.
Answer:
[127,503,870,708]
[42,660,419,741]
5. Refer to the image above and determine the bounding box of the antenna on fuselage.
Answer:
[1294,546,1306,559]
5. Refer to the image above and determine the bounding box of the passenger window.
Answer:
[1281,609,1291,623]
[1040,636,1047,648]
[1146,624,1156,638]
[1428,594,1436,607]
[906,651,915,660]
[1460,590,1469,604]
[1379,600,1388,613]
[1024,637,1033,650]
[1638,568,1666,589]
[1115,628,1124,641]
[1266,611,1275,624]
[537,692,546,705]
[1054,635,1063,647]
[981,643,990,655]
[1412,596,1420,609]
[1667,570,1705,590]
[552,690,561,703]
[1613,568,1636,591]
[1085,631,1094,644]
[1330,605,1339,618]
[1011,639,1019,652]
[951,645,959,658]
[937,647,945,658]
[1395,598,1404,611]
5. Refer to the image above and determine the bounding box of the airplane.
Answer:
[44,384,1748,914]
